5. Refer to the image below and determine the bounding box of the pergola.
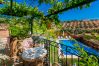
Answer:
[0,0,96,35]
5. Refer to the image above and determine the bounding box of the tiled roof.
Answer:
[62,20,99,30]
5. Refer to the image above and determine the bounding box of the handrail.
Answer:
[32,36,99,57]
[32,36,99,66]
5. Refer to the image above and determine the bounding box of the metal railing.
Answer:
[32,36,99,66]
[32,36,83,66]
[0,36,98,66]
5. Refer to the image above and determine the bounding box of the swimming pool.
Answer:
[59,39,99,56]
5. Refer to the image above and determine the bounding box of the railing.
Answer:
[0,36,98,66]
[32,36,83,66]
[32,36,99,66]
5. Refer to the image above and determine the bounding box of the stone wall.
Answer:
[0,30,9,38]
[0,24,9,52]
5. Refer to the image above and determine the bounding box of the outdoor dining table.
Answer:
[21,47,47,66]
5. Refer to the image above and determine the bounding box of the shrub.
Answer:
[74,44,99,66]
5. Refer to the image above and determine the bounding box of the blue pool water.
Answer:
[59,40,99,56]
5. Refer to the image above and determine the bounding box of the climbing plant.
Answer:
[0,3,43,17]
[0,0,96,39]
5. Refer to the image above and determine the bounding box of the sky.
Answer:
[58,0,99,21]
[0,0,99,21]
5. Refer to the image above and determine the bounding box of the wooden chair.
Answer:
[10,38,23,64]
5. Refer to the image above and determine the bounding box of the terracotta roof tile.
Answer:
[63,20,99,30]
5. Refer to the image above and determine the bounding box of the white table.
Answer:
[22,47,47,62]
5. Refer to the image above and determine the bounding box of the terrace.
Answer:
[0,0,99,66]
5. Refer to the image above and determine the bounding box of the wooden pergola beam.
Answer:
[0,0,96,18]
[45,0,96,17]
